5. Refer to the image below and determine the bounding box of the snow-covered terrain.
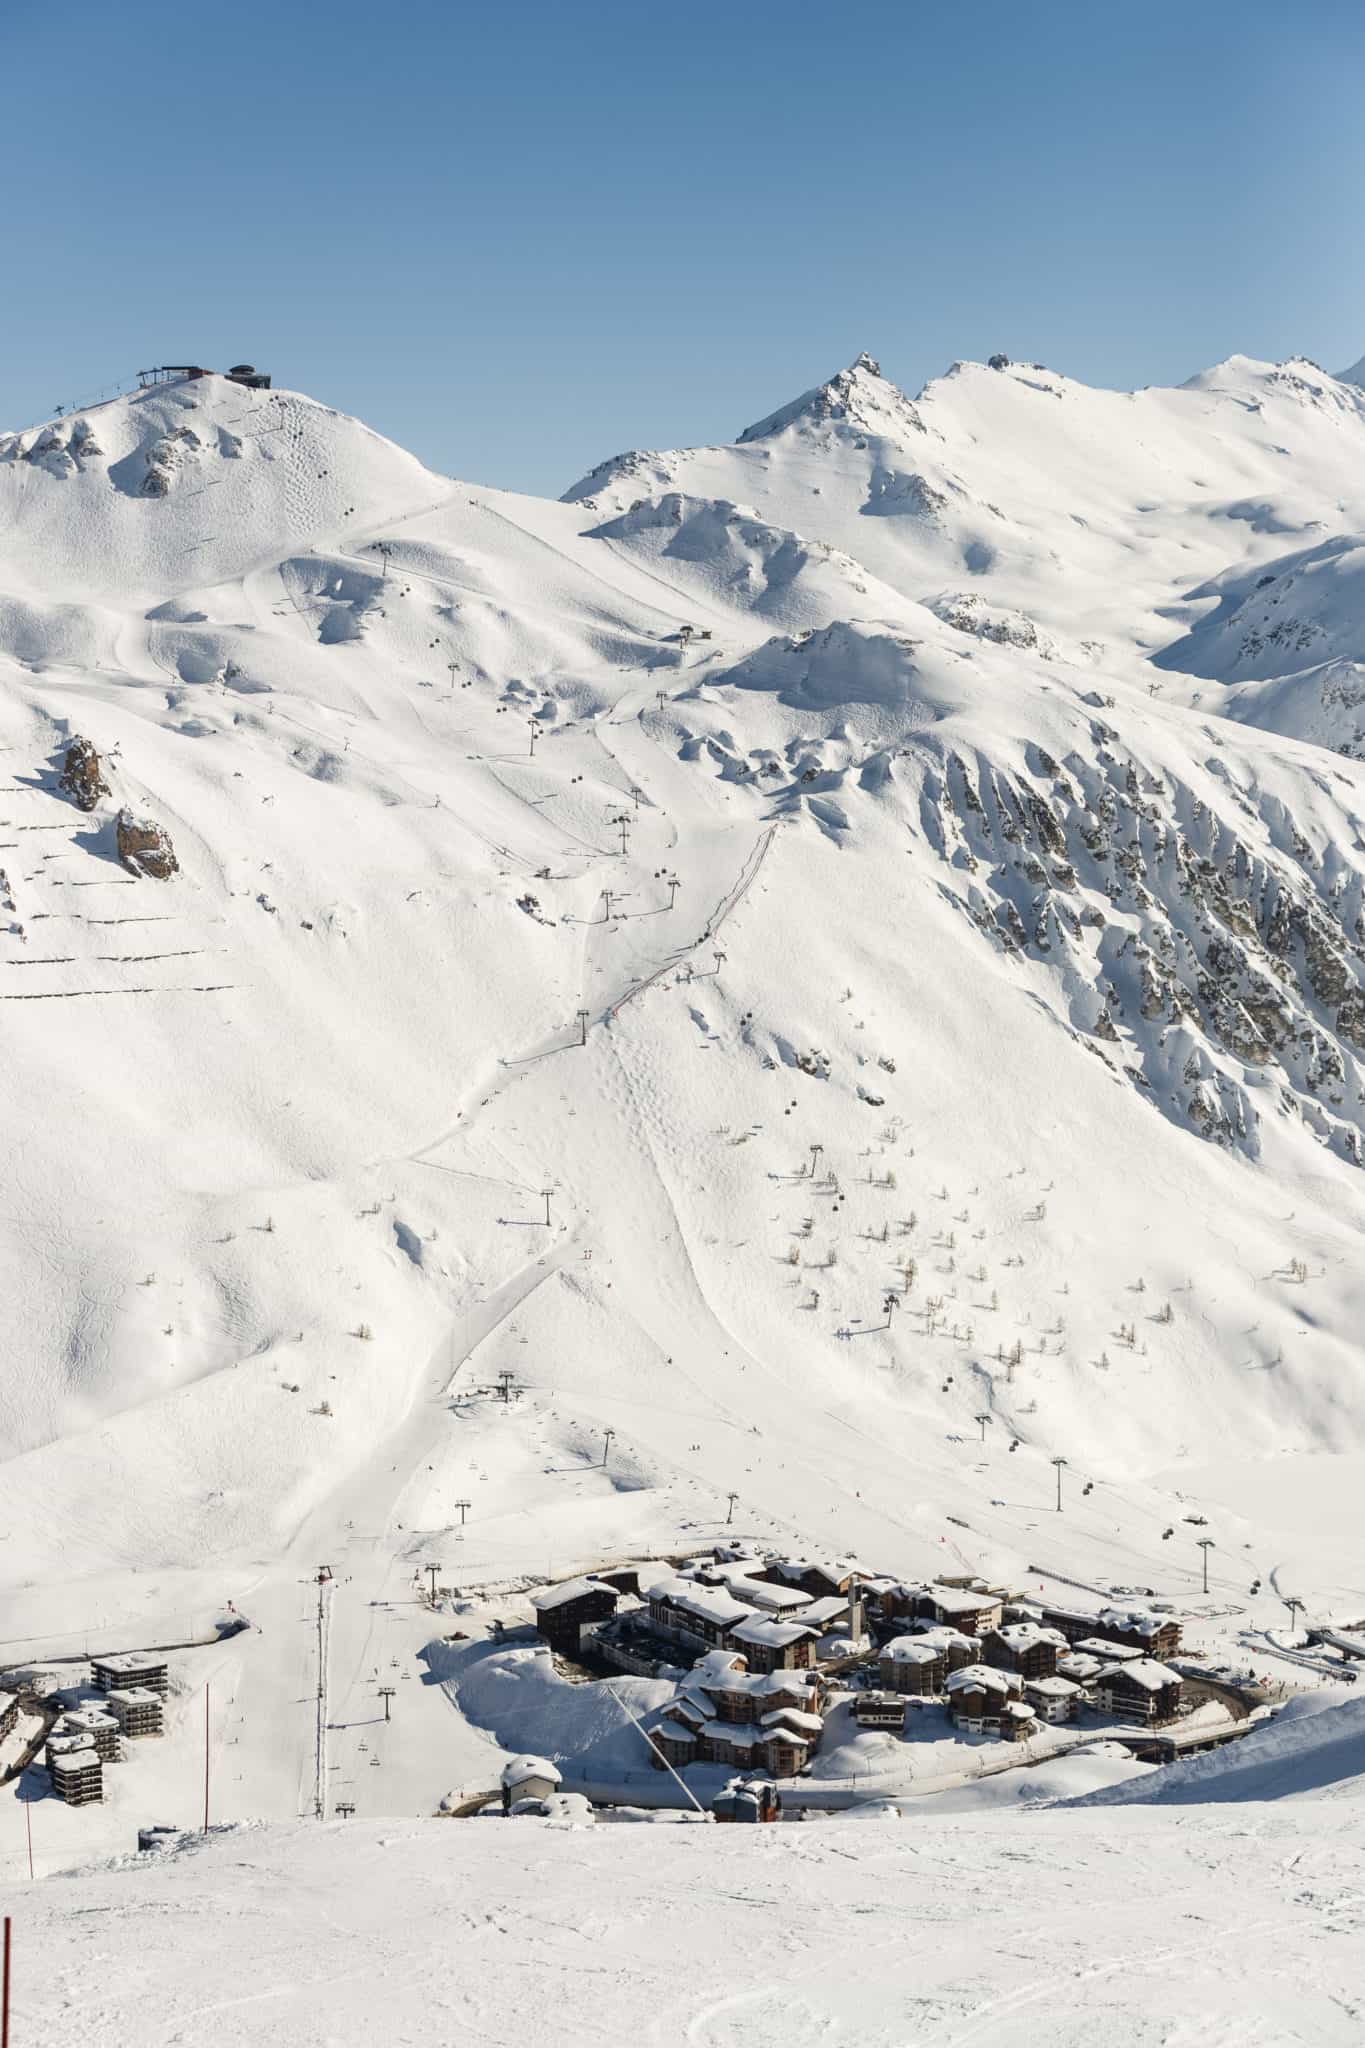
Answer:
[9,1795,1365,2045]
[5,349,1365,2017]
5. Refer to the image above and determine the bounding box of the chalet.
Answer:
[0,1690,17,1743]
[1075,1637,1143,1664]
[49,1744,102,1806]
[981,1623,1068,1681]
[795,1592,863,1641]
[91,1652,168,1698]
[879,1638,946,1696]
[1094,1607,1183,1660]
[944,1664,1024,1734]
[854,1691,907,1732]
[1001,1701,1039,1743]
[1095,1659,1183,1724]
[679,1650,823,1726]
[921,1583,1004,1636]
[725,1616,817,1674]
[688,1561,816,1620]
[650,1713,814,1777]
[108,1688,165,1738]
[712,1776,781,1822]
[500,1755,562,1813]
[531,1576,619,1656]
[1040,1602,1182,1660]
[648,1577,755,1652]
[1024,1675,1083,1723]
[759,1555,860,1600]
[55,1705,120,1762]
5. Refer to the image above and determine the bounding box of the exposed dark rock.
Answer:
[116,810,178,880]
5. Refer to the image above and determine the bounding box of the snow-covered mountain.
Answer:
[6,348,1365,1853]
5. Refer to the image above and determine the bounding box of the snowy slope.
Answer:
[5,352,1365,1853]
[12,1802,1365,2045]
[1070,1687,1365,1806]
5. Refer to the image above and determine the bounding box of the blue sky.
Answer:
[3,0,1362,496]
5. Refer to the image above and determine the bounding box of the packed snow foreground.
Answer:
[5,346,1365,2034]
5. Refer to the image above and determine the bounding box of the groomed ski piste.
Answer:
[4,348,1365,2037]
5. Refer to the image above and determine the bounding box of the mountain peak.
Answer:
[736,351,926,447]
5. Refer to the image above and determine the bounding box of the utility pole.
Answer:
[2,1915,9,2048]
[975,1412,991,1445]
[1051,1456,1067,1512]
[378,1686,395,1723]
[726,1491,739,1525]
[203,1683,211,1835]
[611,812,630,857]
[602,1429,615,1469]
[540,1188,553,1228]
[454,1498,471,1526]
[1197,1537,1215,1595]
[425,1561,441,1603]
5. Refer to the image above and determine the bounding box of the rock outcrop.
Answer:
[58,736,109,812]
[116,810,178,880]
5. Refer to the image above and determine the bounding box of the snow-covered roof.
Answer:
[531,1575,617,1613]
[648,1576,755,1628]
[760,1707,824,1735]
[1057,1652,1104,1679]
[49,1744,100,1772]
[728,1617,816,1649]
[928,1586,1001,1617]
[801,1595,852,1626]
[764,1554,854,1587]
[989,1623,1068,1652]
[107,1687,163,1707]
[1096,1606,1172,1638]
[1025,1676,1082,1699]
[1004,1701,1036,1720]
[882,1636,944,1665]
[945,1664,1017,1696]
[1076,1637,1143,1661]
[500,1754,562,1790]
[1098,1658,1180,1691]
[92,1651,166,1674]
[59,1707,118,1732]
[737,1580,814,1614]
[690,1649,748,1689]
[905,1625,978,1652]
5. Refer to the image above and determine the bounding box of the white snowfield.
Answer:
[5,1803,1365,2046]
[4,348,1365,1991]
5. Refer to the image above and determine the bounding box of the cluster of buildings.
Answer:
[855,1586,1185,1742]
[529,1552,1189,1786]
[44,1652,169,1807]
